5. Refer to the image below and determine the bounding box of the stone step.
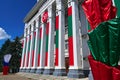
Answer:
[16,72,88,80]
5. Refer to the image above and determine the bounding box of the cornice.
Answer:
[24,0,46,23]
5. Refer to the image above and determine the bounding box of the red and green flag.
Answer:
[81,0,120,80]
[82,0,116,30]
[67,6,74,66]
[38,28,42,66]
[55,15,59,66]
[113,0,120,17]
[27,35,31,67]
[32,32,36,67]
[45,22,49,66]
[23,38,27,67]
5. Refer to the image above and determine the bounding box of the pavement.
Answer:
[0,72,89,80]
[0,73,35,80]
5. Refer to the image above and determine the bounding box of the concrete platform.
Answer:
[16,72,88,80]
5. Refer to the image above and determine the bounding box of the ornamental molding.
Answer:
[26,0,55,26]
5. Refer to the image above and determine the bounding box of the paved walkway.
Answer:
[0,73,35,80]
[17,72,88,80]
[0,72,88,80]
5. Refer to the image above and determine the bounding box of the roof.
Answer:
[24,0,46,23]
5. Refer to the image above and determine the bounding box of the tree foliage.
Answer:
[0,37,22,72]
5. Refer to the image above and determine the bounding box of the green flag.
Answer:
[88,18,120,67]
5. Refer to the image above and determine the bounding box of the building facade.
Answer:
[20,0,90,78]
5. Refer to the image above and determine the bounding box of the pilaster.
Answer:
[30,18,39,73]
[26,23,35,72]
[43,5,55,75]
[53,0,66,76]
[23,26,30,72]
[67,0,84,78]
[20,28,27,72]
[36,16,46,74]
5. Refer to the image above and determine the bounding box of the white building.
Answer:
[20,0,90,78]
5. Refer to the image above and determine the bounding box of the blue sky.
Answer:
[0,0,36,47]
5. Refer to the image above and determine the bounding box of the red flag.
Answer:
[82,0,116,30]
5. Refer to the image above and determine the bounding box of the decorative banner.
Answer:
[23,38,27,67]
[42,11,48,23]
[82,0,116,30]
[38,27,42,66]
[45,22,49,66]
[32,32,36,67]
[68,6,74,66]
[55,15,59,66]
[27,36,31,67]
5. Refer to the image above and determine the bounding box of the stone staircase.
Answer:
[16,72,88,80]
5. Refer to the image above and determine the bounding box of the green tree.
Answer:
[9,36,22,73]
[0,39,11,72]
[0,37,22,73]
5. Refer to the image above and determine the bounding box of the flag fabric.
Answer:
[81,0,120,80]
[82,0,116,30]
[113,0,120,17]
[88,18,120,67]
[4,54,12,63]
[87,18,120,80]
[3,54,12,75]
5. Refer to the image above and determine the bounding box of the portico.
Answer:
[20,0,89,78]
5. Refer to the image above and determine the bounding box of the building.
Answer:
[20,0,91,78]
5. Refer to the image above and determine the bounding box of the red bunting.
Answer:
[82,0,116,30]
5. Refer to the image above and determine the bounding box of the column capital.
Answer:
[68,0,79,6]
[48,5,53,18]
[56,2,64,13]
[35,19,39,29]
[24,31,27,37]
[31,22,35,32]
[27,26,31,35]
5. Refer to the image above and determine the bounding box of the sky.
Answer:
[0,0,36,48]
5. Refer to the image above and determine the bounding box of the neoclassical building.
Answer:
[20,0,90,78]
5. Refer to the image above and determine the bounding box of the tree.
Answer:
[9,37,22,73]
[0,37,22,73]
[0,39,11,72]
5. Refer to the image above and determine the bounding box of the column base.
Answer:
[19,69,22,72]
[83,70,90,77]
[36,68,44,74]
[67,69,85,78]
[53,69,67,76]
[26,68,31,73]
[43,69,54,75]
[88,70,93,80]
[30,68,37,73]
[22,68,26,72]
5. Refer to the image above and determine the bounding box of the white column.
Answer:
[30,18,39,73]
[20,28,27,72]
[79,5,90,77]
[43,5,55,75]
[53,0,66,76]
[24,26,30,72]
[36,15,46,74]
[26,23,34,72]
[67,0,84,78]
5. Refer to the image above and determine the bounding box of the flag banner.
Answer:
[88,18,120,66]
[4,54,12,63]
[45,22,49,66]
[82,0,116,30]
[88,55,100,80]
[112,67,120,80]
[88,55,114,80]
[3,66,9,75]
[113,0,120,17]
